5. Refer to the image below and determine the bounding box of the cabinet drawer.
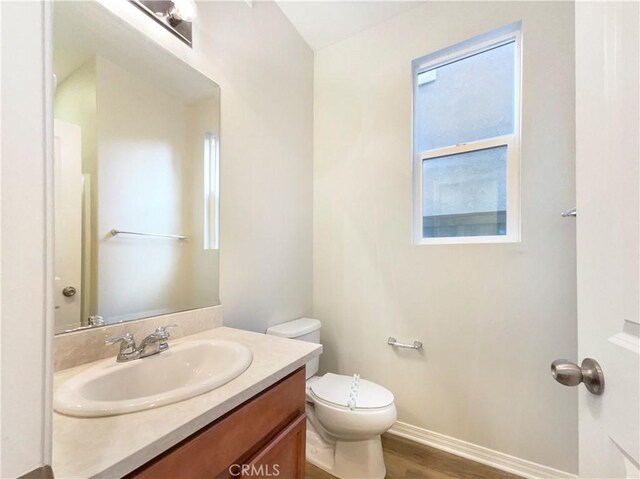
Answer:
[240,413,306,479]
[128,367,305,479]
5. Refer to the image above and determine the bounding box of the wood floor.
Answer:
[305,434,523,479]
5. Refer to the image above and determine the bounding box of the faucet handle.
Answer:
[155,324,178,337]
[105,333,139,362]
[105,332,135,347]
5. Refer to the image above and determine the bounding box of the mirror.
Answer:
[53,1,220,334]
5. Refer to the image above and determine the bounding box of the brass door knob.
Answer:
[551,358,604,395]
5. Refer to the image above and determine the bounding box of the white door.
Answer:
[54,119,83,333]
[574,2,639,477]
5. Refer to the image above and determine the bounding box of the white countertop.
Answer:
[52,327,322,479]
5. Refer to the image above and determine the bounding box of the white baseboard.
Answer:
[387,422,577,479]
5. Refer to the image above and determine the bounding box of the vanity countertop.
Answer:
[52,326,322,479]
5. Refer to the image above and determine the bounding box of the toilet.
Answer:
[266,318,397,479]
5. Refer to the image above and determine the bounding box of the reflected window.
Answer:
[204,132,219,250]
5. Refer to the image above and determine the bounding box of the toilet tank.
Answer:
[266,318,321,379]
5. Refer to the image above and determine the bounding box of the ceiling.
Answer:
[274,1,426,51]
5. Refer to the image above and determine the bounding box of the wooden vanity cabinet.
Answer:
[127,367,306,479]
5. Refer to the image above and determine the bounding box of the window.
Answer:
[204,131,219,250]
[412,23,521,244]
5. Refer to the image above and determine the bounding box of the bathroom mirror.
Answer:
[52,1,220,334]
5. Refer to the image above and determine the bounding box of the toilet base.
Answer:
[306,420,386,479]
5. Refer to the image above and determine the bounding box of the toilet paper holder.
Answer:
[387,337,423,350]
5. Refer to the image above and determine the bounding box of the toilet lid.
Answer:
[310,373,394,409]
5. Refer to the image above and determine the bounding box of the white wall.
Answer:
[0,1,52,477]
[313,1,577,474]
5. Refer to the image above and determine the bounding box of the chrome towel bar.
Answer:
[561,207,576,217]
[387,337,423,350]
[110,229,187,240]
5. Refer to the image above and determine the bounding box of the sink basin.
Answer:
[54,339,253,417]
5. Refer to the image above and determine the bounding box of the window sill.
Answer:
[413,235,521,245]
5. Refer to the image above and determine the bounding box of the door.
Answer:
[54,119,83,333]
[575,2,639,477]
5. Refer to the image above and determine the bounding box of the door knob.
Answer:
[551,358,604,395]
[62,286,77,297]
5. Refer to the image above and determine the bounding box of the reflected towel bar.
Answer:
[110,229,187,240]
[387,337,423,350]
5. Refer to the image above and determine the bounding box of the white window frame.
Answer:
[204,131,220,250]
[412,28,522,245]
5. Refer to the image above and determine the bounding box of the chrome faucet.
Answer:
[138,325,177,358]
[104,325,177,362]
[104,333,139,362]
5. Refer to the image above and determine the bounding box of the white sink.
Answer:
[54,339,253,417]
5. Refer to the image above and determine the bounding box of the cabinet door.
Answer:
[240,414,306,479]
[128,368,305,479]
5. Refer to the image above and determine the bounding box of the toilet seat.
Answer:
[309,373,394,410]
[306,373,397,443]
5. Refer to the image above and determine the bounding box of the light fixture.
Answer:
[164,0,197,27]
[130,0,196,47]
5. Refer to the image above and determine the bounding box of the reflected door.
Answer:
[54,119,83,333]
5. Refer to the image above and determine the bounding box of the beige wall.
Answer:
[96,56,191,321]
[93,0,314,332]
[185,96,221,310]
[198,2,314,332]
[313,1,577,473]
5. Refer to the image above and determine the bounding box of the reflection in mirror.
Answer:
[53,1,221,334]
